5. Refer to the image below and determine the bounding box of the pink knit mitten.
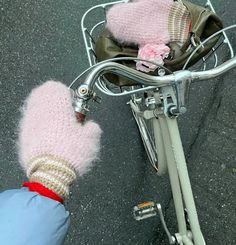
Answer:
[106,0,191,72]
[19,81,102,199]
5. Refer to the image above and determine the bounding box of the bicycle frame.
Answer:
[130,85,205,245]
[75,1,236,244]
[70,55,236,244]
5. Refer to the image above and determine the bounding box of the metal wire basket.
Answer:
[77,0,235,96]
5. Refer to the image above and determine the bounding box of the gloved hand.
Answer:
[19,81,102,201]
[106,0,191,72]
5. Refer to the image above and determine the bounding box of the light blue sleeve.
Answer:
[0,188,70,245]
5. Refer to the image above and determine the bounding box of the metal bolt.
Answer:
[158,68,166,76]
[79,87,88,94]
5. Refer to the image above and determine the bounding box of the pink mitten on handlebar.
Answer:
[19,81,102,200]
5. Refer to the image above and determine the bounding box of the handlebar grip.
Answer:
[75,112,86,123]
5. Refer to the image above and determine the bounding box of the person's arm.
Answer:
[0,188,70,245]
[0,81,102,245]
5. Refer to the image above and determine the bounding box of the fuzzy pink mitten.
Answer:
[19,81,102,199]
[106,0,191,71]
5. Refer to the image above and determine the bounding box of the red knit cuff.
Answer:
[23,182,64,204]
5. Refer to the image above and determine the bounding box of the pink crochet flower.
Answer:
[136,44,170,72]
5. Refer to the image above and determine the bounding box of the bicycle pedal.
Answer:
[133,201,158,221]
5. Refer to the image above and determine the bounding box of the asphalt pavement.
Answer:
[0,0,235,244]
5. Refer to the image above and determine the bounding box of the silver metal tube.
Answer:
[158,117,188,236]
[166,118,204,245]
[81,56,236,91]
[83,62,174,88]
[192,56,236,81]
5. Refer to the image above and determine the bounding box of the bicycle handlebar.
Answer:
[192,56,236,80]
[79,56,236,91]
[73,56,236,121]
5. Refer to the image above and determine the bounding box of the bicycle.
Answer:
[69,1,236,244]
